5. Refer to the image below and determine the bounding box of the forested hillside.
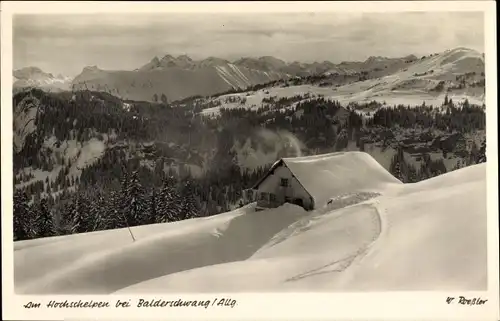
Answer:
[12,86,486,241]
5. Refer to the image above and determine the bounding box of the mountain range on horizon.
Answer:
[13,47,485,102]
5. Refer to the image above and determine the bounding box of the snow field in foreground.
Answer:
[14,159,487,293]
[117,164,486,293]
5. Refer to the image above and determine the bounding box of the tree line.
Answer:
[13,169,201,241]
[388,138,486,183]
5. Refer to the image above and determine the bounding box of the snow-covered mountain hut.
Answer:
[252,158,315,211]
[251,151,401,211]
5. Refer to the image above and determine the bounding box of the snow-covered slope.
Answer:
[201,47,485,116]
[117,164,487,293]
[329,47,484,106]
[72,58,289,102]
[14,149,487,294]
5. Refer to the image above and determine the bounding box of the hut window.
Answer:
[260,192,267,200]
[269,193,277,202]
[280,178,289,187]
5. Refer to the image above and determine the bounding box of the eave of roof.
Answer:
[251,159,284,189]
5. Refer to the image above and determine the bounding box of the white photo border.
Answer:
[1,1,498,320]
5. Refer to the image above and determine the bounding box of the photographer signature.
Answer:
[446,296,488,305]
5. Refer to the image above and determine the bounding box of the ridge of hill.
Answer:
[196,47,485,116]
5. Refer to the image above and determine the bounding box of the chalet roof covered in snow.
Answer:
[253,151,402,207]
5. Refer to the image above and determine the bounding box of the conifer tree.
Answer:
[180,180,200,220]
[105,190,127,229]
[71,193,89,234]
[147,188,158,225]
[389,148,405,182]
[117,170,132,226]
[13,190,34,241]
[131,170,147,225]
[477,139,486,163]
[58,199,74,235]
[35,198,56,238]
[157,176,181,223]
[334,128,349,151]
[89,191,106,231]
[407,163,418,183]
[469,141,479,165]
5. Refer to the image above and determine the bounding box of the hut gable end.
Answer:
[252,159,314,211]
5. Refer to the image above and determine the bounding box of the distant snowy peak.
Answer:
[198,57,231,68]
[138,55,229,71]
[138,56,161,71]
[234,56,288,72]
[158,54,196,69]
[137,54,336,76]
[136,50,474,77]
[14,66,61,81]
[68,46,482,103]
[13,67,73,90]
[80,65,102,74]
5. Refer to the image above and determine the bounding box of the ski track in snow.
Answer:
[283,204,382,283]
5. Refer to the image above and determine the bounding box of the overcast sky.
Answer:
[13,12,484,77]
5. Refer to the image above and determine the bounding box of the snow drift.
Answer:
[14,161,487,294]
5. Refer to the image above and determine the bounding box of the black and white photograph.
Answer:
[1,1,499,320]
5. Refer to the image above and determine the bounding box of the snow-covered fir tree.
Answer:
[157,175,182,223]
[57,198,73,235]
[147,189,158,225]
[116,170,137,227]
[13,190,34,241]
[105,190,127,229]
[71,193,89,234]
[389,148,418,183]
[89,191,106,231]
[477,139,486,163]
[126,170,147,226]
[389,149,405,182]
[35,198,56,238]
[334,128,349,151]
[180,179,200,220]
